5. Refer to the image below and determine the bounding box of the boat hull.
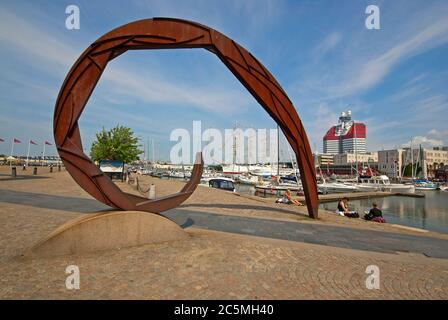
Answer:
[415,186,438,191]
[356,184,415,193]
[318,183,359,193]
[255,185,302,196]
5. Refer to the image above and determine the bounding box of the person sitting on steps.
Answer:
[336,197,359,218]
[364,203,386,223]
[283,189,304,206]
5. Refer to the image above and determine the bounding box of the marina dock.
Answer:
[297,191,425,203]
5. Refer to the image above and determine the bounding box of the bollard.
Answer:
[50,166,53,173]
[23,164,26,171]
[148,184,156,200]
[33,167,37,175]
[11,167,17,178]
[58,165,61,172]
[126,173,129,184]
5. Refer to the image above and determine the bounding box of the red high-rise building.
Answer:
[323,111,366,154]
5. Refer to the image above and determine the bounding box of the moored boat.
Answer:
[237,174,260,185]
[412,179,438,191]
[169,171,185,178]
[318,182,359,194]
[255,183,303,196]
[208,177,235,192]
[356,175,415,193]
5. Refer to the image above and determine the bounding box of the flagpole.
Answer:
[42,142,46,166]
[26,140,31,167]
[10,138,14,167]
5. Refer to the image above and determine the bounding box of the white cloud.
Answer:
[102,66,251,115]
[331,16,448,96]
[0,6,254,117]
[290,2,448,100]
[314,32,342,57]
[429,129,448,138]
[0,10,77,69]
[402,136,444,148]
[289,2,448,153]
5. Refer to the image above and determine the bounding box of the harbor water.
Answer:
[234,184,448,234]
[318,190,448,234]
[166,177,448,234]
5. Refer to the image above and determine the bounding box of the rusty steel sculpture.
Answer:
[54,18,319,218]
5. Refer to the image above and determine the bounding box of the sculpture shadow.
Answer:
[0,174,50,182]
[179,203,310,219]
[0,189,109,213]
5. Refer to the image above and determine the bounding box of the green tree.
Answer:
[90,125,143,164]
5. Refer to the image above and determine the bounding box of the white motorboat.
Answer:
[250,168,274,178]
[221,164,248,175]
[278,180,302,188]
[255,183,303,196]
[318,182,359,194]
[356,175,415,193]
[412,179,438,191]
[208,177,235,192]
[169,171,185,178]
[237,174,260,185]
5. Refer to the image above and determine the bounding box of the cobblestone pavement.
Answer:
[0,168,447,299]
[1,229,447,299]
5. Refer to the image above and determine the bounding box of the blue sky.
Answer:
[0,0,447,160]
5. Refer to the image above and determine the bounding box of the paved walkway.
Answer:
[165,209,448,259]
[0,189,107,212]
[1,171,448,299]
[1,188,447,259]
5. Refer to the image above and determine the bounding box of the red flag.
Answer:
[44,141,52,145]
[13,138,21,143]
[30,140,38,145]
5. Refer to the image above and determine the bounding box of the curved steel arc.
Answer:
[54,18,318,218]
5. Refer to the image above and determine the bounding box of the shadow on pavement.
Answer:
[179,203,309,218]
[0,189,109,212]
[164,208,448,259]
[0,174,50,182]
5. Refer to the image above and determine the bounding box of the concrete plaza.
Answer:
[0,167,447,299]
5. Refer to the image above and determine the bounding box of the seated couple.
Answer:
[336,198,385,223]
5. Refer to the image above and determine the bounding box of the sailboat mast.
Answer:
[414,144,421,178]
[411,137,414,179]
[147,138,150,163]
[354,121,358,177]
[277,125,280,177]
[233,121,237,173]
[152,138,155,163]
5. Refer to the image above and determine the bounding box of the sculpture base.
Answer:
[24,211,188,258]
